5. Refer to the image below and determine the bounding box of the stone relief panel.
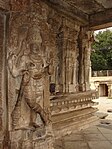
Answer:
[8,1,54,139]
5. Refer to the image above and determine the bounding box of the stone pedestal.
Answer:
[10,128,54,149]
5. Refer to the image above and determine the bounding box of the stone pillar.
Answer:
[84,31,94,91]
[47,16,80,94]
[55,28,64,93]
[107,84,112,99]
[78,28,85,91]
[47,11,64,94]
[62,21,80,93]
[63,26,69,93]
[78,27,93,91]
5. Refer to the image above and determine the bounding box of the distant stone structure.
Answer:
[90,70,112,98]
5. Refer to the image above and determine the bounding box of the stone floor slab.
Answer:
[103,134,112,140]
[98,126,112,134]
[88,141,112,149]
[82,127,100,134]
[64,141,89,149]
[64,133,84,141]
[84,133,106,141]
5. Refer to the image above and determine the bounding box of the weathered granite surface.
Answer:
[0,0,100,149]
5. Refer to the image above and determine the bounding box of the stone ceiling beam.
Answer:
[89,8,112,30]
[44,0,89,25]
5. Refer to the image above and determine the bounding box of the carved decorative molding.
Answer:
[50,91,98,114]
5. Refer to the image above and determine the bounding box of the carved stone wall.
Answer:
[0,0,95,148]
[8,0,92,101]
[47,10,80,94]
[6,1,82,148]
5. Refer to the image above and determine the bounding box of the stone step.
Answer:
[52,112,98,138]
[52,107,97,124]
[52,107,98,138]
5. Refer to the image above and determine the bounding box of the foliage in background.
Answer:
[91,30,112,71]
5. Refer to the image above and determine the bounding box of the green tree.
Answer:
[91,30,112,71]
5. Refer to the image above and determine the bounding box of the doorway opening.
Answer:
[99,84,108,97]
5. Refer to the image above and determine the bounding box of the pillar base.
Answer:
[79,83,86,92]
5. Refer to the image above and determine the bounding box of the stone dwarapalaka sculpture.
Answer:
[8,26,53,137]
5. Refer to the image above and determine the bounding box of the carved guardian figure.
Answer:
[8,26,53,137]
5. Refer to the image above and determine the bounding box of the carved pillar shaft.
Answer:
[63,27,69,93]
[56,31,64,93]
[78,28,85,91]
[84,31,93,91]
[63,24,80,93]
[78,27,93,91]
[107,84,112,99]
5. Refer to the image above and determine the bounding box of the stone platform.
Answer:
[50,91,98,138]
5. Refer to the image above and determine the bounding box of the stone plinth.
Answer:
[10,128,54,149]
[50,91,98,138]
